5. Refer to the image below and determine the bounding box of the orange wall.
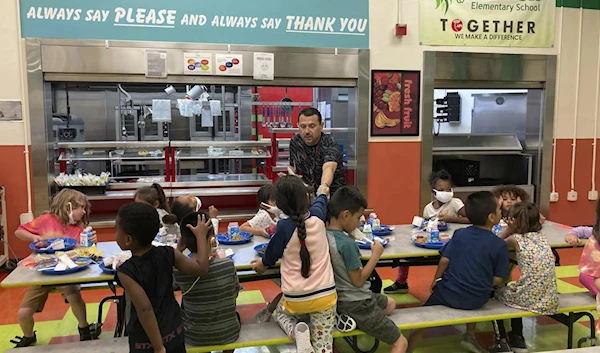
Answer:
[549,138,600,226]
[367,141,421,224]
[0,145,32,258]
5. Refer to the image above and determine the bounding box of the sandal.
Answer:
[79,323,102,341]
[10,332,37,348]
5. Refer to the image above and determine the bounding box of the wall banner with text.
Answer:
[420,0,555,48]
[20,0,368,49]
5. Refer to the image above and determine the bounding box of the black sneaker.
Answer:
[383,282,409,294]
[488,339,512,353]
[79,323,102,341]
[10,332,37,348]
[508,332,529,353]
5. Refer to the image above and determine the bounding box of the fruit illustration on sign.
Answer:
[219,65,227,72]
[226,62,233,68]
[372,71,403,130]
[232,58,240,65]
[187,59,195,65]
[201,59,209,65]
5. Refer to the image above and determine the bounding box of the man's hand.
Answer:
[371,240,384,258]
[186,214,213,240]
[317,184,330,198]
[251,258,268,274]
[565,234,580,247]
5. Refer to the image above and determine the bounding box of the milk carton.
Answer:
[80,226,93,247]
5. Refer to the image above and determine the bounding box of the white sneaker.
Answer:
[335,313,357,332]
[294,322,314,353]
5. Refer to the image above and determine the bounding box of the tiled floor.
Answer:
[0,247,595,352]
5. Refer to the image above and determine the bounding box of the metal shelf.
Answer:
[106,174,270,190]
[176,151,271,160]
[269,128,356,134]
[250,101,314,106]
[171,140,271,148]
[432,133,523,155]
[57,141,168,149]
[86,186,261,200]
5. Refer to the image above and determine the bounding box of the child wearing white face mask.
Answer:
[423,170,469,223]
[12,189,101,347]
[384,170,470,295]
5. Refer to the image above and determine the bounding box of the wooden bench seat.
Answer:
[7,293,597,353]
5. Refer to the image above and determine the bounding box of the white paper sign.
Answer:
[215,54,243,76]
[253,52,274,80]
[184,52,213,75]
[201,108,214,127]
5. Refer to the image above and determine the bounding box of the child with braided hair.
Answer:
[252,175,336,353]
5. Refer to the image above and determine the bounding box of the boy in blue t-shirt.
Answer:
[326,186,408,353]
[409,191,509,353]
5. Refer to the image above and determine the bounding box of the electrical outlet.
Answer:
[567,190,578,202]
[550,192,559,202]
[20,212,33,225]
[589,190,599,201]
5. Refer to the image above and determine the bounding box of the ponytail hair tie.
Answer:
[299,240,306,246]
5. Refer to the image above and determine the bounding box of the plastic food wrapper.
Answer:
[151,99,172,122]
[177,99,203,118]
[103,253,131,270]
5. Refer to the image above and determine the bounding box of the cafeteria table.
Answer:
[1,221,576,288]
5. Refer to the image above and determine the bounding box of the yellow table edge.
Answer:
[0,274,115,289]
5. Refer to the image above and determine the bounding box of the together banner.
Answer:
[420,0,555,48]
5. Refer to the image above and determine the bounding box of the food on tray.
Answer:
[230,233,244,241]
[50,239,65,250]
[82,150,94,155]
[415,237,428,244]
[440,233,450,242]
[75,258,90,266]
[35,241,49,249]
[34,255,58,269]
[138,150,150,156]
[73,245,104,260]
[114,149,125,155]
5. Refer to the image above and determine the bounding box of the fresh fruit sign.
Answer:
[420,0,554,47]
[19,0,368,49]
[371,71,420,137]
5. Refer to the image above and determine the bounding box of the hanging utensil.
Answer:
[286,103,293,128]
[262,106,268,128]
[279,105,286,128]
[281,87,294,128]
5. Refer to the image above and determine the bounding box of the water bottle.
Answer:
[493,224,502,236]
[429,221,440,243]
[363,224,373,241]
